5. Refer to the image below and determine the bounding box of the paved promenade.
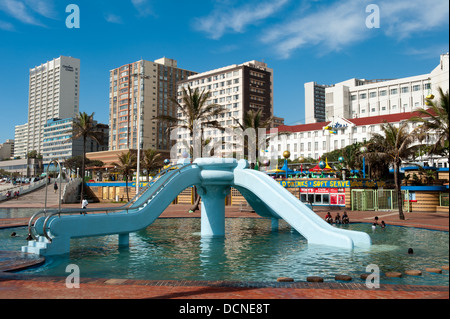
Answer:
[0,202,448,300]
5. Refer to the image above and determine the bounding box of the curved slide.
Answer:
[23,158,370,256]
[233,169,371,249]
[24,164,202,256]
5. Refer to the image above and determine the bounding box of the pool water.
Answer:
[1,218,448,286]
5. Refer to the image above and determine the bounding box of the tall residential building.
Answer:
[175,60,274,158]
[108,57,197,152]
[13,123,28,159]
[304,53,449,123]
[42,117,108,164]
[27,56,80,155]
[304,82,329,123]
[0,139,14,161]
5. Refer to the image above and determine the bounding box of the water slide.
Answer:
[233,169,371,248]
[23,163,202,256]
[23,158,370,256]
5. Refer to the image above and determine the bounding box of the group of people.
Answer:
[372,216,386,229]
[325,211,349,224]
[3,190,19,200]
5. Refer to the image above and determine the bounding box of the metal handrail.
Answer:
[27,164,182,241]
[41,163,197,242]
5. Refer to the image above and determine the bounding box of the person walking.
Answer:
[53,181,58,193]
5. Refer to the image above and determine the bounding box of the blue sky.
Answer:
[0,0,448,143]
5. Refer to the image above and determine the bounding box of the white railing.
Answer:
[0,179,48,202]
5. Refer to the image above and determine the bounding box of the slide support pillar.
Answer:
[198,186,230,237]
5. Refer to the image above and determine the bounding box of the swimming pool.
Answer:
[1,218,448,286]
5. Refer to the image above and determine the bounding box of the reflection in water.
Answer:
[2,219,448,286]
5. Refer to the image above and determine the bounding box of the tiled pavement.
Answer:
[0,203,448,299]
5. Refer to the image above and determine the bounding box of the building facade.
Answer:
[27,56,80,155]
[174,60,274,158]
[269,112,447,168]
[305,53,449,124]
[108,57,197,153]
[42,118,108,164]
[0,139,14,161]
[304,82,329,123]
[13,123,28,159]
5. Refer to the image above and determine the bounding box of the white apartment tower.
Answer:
[13,123,28,159]
[27,56,80,155]
[175,60,274,159]
[305,53,449,124]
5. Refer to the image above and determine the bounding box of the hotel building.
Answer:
[175,60,274,158]
[13,123,28,159]
[108,57,197,152]
[269,111,447,168]
[27,56,80,155]
[42,118,108,164]
[305,53,449,124]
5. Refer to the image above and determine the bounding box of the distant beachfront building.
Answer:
[304,53,449,124]
[27,56,80,155]
[0,139,14,161]
[268,111,447,168]
[13,123,28,159]
[108,57,197,153]
[175,60,274,159]
[42,118,108,164]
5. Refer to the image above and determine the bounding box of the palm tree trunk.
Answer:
[125,174,130,202]
[80,136,86,202]
[394,160,405,220]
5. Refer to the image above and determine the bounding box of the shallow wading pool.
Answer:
[1,218,448,286]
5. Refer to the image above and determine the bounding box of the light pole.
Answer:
[132,71,150,195]
[360,146,367,179]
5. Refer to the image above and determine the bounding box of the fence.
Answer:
[351,189,410,212]
[440,192,449,207]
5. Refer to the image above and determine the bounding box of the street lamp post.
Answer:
[132,71,150,195]
[360,146,368,179]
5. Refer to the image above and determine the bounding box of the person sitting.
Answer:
[5,191,11,199]
[325,212,333,224]
[334,212,341,224]
[342,211,349,224]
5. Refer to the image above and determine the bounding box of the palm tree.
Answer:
[409,87,449,156]
[142,148,162,181]
[155,85,226,212]
[366,121,423,220]
[72,112,102,201]
[155,85,226,159]
[112,151,137,202]
[234,108,273,165]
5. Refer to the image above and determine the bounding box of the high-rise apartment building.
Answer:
[175,60,274,159]
[304,53,449,123]
[27,56,80,154]
[13,123,28,159]
[42,118,108,164]
[304,82,329,123]
[108,57,197,152]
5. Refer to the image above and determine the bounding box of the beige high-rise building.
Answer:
[175,60,274,159]
[27,56,80,155]
[108,58,197,152]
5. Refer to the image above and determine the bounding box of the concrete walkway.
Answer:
[0,203,448,300]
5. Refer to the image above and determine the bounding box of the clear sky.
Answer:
[0,0,448,142]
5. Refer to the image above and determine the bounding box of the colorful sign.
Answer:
[278,180,386,188]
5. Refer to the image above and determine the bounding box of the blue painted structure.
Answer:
[22,158,371,256]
